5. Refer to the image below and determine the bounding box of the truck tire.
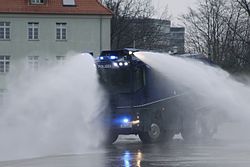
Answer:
[139,123,163,144]
[181,117,217,141]
[181,119,202,141]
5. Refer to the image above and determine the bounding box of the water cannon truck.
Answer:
[95,48,217,144]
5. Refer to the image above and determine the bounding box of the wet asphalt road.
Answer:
[1,134,250,167]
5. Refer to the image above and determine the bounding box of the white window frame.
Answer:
[28,22,39,40]
[63,0,76,6]
[56,56,66,65]
[0,56,10,73]
[56,23,67,40]
[28,56,39,71]
[0,22,10,40]
[30,0,44,4]
[0,89,7,106]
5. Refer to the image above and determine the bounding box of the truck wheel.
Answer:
[139,123,162,144]
[181,118,216,141]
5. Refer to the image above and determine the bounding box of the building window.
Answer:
[28,22,39,40]
[56,23,67,40]
[28,56,39,71]
[30,0,44,4]
[0,56,10,73]
[63,0,76,6]
[0,22,10,40]
[0,89,7,106]
[56,56,65,65]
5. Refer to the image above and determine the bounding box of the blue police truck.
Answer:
[95,49,218,144]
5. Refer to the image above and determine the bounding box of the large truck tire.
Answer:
[139,123,174,143]
[181,115,217,141]
[181,119,203,141]
[139,123,161,143]
[139,109,176,144]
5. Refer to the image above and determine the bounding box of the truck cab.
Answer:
[95,49,218,144]
[96,49,179,143]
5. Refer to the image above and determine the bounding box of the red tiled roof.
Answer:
[0,0,112,15]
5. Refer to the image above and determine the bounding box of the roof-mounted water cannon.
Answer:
[124,48,139,61]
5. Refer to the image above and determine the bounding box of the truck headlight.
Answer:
[113,62,119,67]
[132,120,140,125]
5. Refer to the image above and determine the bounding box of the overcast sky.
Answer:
[153,0,197,24]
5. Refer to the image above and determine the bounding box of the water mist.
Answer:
[135,51,250,141]
[0,53,107,161]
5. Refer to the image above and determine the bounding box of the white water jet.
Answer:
[135,51,250,141]
[0,53,107,161]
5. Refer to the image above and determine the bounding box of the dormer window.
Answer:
[30,0,45,4]
[63,0,76,6]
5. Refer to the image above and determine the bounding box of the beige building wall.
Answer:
[0,14,111,92]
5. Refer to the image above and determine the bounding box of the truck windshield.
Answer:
[98,68,131,93]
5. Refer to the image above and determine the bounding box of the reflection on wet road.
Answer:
[108,136,250,167]
[1,136,250,167]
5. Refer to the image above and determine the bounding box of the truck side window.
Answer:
[134,67,145,92]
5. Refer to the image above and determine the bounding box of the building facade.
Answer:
[169,27,185,54]
[0,0,112,102]
[147,19,185,54]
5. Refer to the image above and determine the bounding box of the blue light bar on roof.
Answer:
[99,55,118,61]
[110,55,118,60]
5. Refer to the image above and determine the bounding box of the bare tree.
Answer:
[237,0,250,16]
[183,0,228,61]
[102,0,154,49]
[102,0,172,50]
[236,0,250,72]
[183,0,250,72]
